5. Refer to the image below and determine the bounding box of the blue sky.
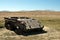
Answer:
[0,0,60,11]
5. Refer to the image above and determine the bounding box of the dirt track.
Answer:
[0,26,60,40]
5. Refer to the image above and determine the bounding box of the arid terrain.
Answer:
[0,11,60,40]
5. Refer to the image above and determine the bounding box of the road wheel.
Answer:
[5,23,11,30]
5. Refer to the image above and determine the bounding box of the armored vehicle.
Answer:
[4,17,44,32]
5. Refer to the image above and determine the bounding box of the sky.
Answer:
[0,0,60,11]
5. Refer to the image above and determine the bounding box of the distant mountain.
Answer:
[0,10,60,13]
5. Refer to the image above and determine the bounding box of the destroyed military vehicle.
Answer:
[4,17,44,32]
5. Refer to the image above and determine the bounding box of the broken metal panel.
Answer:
[25,19,40,29]
[18,19,41,29]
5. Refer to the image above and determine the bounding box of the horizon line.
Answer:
[0,10,60,12]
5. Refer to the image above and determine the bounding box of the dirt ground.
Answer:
[0,26,60,40]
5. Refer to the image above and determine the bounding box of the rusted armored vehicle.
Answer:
[4,17,44,32]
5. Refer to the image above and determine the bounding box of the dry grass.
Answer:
[0,11,60,40]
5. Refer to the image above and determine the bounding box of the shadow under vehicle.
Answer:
[4,17,44,35]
